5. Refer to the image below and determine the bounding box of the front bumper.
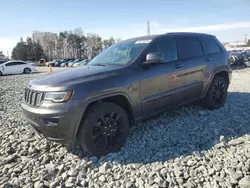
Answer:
[21,100,82,147]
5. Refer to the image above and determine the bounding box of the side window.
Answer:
[15,62,26,65]
[5,62,16,66]
[175,37,203,59]
[200,38,221,54]
[148,38,178,63]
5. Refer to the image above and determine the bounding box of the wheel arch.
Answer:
[70,93,135,149]
[24,67,31,72]
[205,69,230,96]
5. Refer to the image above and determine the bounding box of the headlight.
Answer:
[44,91,72,102]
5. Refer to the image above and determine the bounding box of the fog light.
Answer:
[42,118,59,126]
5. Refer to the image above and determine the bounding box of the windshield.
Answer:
[88,40,150,66]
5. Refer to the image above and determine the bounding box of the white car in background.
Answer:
[0,60,36,76]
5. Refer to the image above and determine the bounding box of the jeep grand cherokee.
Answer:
[22,32,232,156]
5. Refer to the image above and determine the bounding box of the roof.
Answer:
[7,60,25,63]
[122,32,213,42]
[166,32,212,36]
[123,34,160,41]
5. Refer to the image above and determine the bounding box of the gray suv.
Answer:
[22,32,232,156]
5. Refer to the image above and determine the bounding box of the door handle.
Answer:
[204,57,212,62]
[174,64,183,68]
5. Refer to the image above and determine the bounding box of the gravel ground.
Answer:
[1,68,250,188]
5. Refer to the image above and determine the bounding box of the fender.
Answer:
[69,92,135,150]
[0,65,4,73]
[204,66,231,96]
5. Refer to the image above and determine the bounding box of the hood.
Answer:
[30,65,122,90]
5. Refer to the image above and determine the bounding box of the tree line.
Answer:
[12,28,119,61]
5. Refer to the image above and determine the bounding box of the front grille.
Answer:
[24,88,44,107]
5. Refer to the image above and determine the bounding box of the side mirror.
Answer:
[144,52,163,65]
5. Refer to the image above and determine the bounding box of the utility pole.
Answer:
[245,34,248,44]
[32,32,37,62]
[147,20,150,36]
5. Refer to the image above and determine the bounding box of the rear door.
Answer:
[199,36,223,95]
[140,36,187,115]
[15,61,27,73]
[175,37,205,101]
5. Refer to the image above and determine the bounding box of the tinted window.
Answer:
[176,37,203,59]
[15,62,26,65]
[5,62,25,66]
[200,38,221,54]
[5,62,17,66]
[148,38,178,63]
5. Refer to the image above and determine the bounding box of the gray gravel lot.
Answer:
[1,68,250,188]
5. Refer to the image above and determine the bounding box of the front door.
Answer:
[4,62,18,74]
[139,37,187,115]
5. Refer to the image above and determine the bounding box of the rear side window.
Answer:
[200,38,221,54]
[16,62,26,65]
[175,37,203,59]
[148,38,178,63]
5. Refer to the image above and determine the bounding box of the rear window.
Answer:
[200,37,221,54]
[175,37,203,59]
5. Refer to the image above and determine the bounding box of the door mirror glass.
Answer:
[144,52,163,64]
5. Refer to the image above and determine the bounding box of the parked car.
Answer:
[68,59,81,67]
[60,60,73,67]
[0,60,36,75]
[45,60,59,67]
[22,32,232,156]
[55,59,65,67]
[55,59,75,67]
[73,59,90,67]
[229,51,249,66]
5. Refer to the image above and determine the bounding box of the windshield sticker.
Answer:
[135,40,152,44]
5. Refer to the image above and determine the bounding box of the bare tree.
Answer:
[103,37,115,49]
[86,33,103,59]
[31,28,115,61]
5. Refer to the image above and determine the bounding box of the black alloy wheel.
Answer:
[202,76,228,109]
[92,112,123,150]
[77,102,129,157]
[211,81,226,106]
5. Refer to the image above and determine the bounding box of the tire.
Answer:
[202,76,228,109]
[0,71,2,76]
[77,102,129,157]
[23,68,31,74]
